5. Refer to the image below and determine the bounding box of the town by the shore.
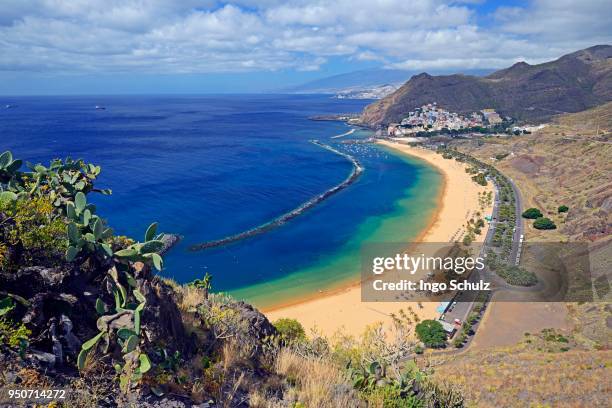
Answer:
[265,141,495,338]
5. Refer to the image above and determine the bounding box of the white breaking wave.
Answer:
[331,128,356,139]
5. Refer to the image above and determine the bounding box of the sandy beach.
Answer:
[265,140,494,338]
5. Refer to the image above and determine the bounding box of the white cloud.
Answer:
[495,0,612,39]
[0,0,609,74]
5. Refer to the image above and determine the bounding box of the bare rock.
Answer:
[159,233,181,255]
[139,276,193,355]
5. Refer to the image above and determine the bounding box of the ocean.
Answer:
[0,94,441,308]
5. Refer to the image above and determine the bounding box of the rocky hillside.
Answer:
[361,45,612,126]
[452,102,611,244]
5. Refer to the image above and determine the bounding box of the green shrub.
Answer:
[533,217,556,230]
[462,321,471,332]
[0,151,171,394]
[274,318,306,343]
[558,205,569,213]
[471,173,487,186]
[522,208,543,219]
[188,272,212,293]
[0,243,7,269]
[495,153,509,160]
[497,265,538,286]
[453,334,466,348]
[541,328,569,343]
[0,196,67,268]
[0,317,31,348]
[467,313,479,326]
[362,385,424,408]
[0,297,14,317]
[415,320,447,348]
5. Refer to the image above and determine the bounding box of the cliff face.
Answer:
[361,45,612,126]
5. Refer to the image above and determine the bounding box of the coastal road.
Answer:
[441,173,527,329]
[507,177,524,265]
[431,163,531,358]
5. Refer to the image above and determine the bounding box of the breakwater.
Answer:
[188,140,363,251]
[331,128,356,139]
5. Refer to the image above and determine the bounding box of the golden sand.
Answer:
[265,140,494,338]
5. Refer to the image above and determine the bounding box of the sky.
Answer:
[0,0,610,95]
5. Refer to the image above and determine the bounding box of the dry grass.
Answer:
[553,101,612,134]
[429,300,612,407]
[566,303,612,350]
[66,375,114,408]
[274,348,359,408]
[163,277,207,313]
[0,366,113,408]
[177,285,207,313]
[248,388,286,408]
[431,347,612,408]
[222,341,240,373]
[455,103,612,244]
[160,276,181,291]
[79,349,105,376]
[248,389,272,408]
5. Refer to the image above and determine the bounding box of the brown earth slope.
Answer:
[361,45,612,126]
[455,102,612,244]
[429,303,612,408]
[427,104,612,408]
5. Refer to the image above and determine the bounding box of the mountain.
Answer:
[287,68,492,94]
[361,45,612,126]
[288,69,412,93]
[333,83,400,99]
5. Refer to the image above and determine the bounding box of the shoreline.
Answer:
[265,140,494,337]
[261,158,446,314]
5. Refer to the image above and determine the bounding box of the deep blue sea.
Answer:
[0,95,440,306]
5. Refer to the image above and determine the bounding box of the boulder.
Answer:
[159,234,181,255]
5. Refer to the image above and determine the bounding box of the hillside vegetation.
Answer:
[361,45,612,126]
[429,303,611,408]
[0,151,463,407]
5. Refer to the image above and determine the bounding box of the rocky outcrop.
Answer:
[159,233,181,255]
[140,276,194,354]
[0,261,192,370]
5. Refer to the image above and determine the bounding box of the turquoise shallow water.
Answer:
[0,94,442,308]
[230,146,442,308]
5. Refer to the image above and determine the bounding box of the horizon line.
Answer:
[0,91,343,98]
